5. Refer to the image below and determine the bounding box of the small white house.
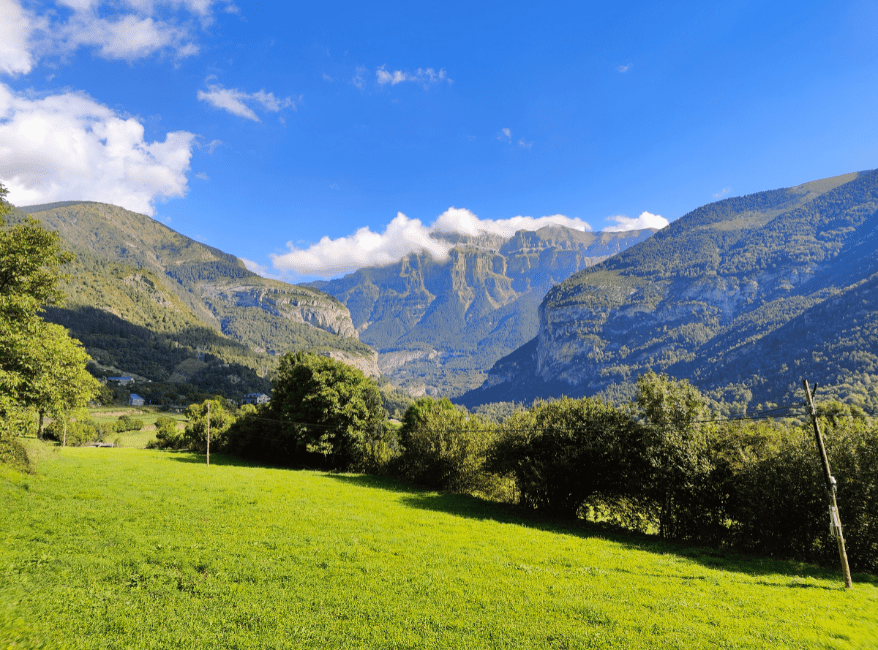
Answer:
[242,392,270,405]
[129,394,145,406]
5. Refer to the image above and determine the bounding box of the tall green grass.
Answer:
[2,444,876,649]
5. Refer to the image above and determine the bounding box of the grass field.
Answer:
[2,442,877,649]
[85,408,187,448]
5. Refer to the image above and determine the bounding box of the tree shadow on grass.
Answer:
[328,474,877,589]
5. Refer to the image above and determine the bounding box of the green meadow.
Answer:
[2,443,876,649]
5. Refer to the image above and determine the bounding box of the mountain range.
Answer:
[10,168,878,414]
[309,227,656,396]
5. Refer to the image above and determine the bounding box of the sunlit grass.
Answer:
[2,443,876,649]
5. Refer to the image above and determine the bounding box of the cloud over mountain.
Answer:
[603,211,668,231]
[271,208,593,277]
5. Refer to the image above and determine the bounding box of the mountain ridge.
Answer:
[460,170,878,411]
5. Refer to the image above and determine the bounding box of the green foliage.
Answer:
[397,397,497,493]
[229,352,386,469]
[634,373,716,539]
[116,414,145,432]
[183,399,236,453]
[0,186,100,449]
[490,396,644,517]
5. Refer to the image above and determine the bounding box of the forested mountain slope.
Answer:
[461,170,878,411]
[9,202,378,399]
[309,227,655,396]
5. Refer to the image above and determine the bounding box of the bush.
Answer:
[397,397,497,494]
[490,397,644,517]
[44,417,97,446]
[147,415,186,450]
[183,399,235,453]
[116,415,145,432]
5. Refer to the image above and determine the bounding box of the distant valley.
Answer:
[10,201,377,403]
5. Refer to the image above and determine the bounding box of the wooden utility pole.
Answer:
[803,379,853,589]
[206,401,210,468]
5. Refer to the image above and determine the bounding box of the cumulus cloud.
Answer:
[0,0,237,74]
[197,83,296,121]
[603,211,669,232]
[375,66,450,88]
[0,0,40,75]
[271,208,593,277]
[713,186,731,199]
[0,83,195,215]
[498,127,511,142]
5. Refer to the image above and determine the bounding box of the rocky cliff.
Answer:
[310,226,656,396]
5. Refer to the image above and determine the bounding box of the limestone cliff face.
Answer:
[309,226,657,396]
[462,170,878,407]
[199,281,359,339]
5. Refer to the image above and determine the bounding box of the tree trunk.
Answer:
[38,411,44,440]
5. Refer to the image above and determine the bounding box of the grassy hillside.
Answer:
[2,443,876,649]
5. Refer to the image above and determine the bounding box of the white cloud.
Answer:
[498,127,511,142]
[375,66,450,88]
[616,63,631,73]
[60,13,196,61]
[195,171,209,180]
[352,66,366,89]
[0,0,235,75]
[713,186,731,198]
[197,83,296,121]
[0,0,40,76]
[240,257,275,278]
[0,83,195,215]
[271,208,593,277]
[432,208,591,238]
[518,139,532,148]
[603,211,669,232]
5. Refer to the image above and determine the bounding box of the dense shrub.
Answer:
[490,397,644,517]
[115,415,145,432]
[634,373,717,539]
[721,416,878,573]
[148,415,186,450]
[397,397,497,494]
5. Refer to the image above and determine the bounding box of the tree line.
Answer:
[163,350,877,574]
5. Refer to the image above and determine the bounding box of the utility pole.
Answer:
[206,401,210,468]
[803,379,853,589]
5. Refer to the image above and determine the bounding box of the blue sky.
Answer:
[1,0,876,281]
